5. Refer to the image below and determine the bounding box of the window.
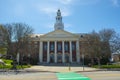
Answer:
[58,17,60,20]
[65,44,68,51]
[57,42,62,52]
[43,42,47,51]
[50,42,54,51]
[58,43,61,51]
[65,42,69,52]
[72,42,76,51]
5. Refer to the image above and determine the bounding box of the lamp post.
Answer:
[68,54,71,71]
[16,53,20,65]
[68,62,71,71]
[82,54,84,71]
[28,54,30,64]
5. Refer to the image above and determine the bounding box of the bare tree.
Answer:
[99,28,116,64]
[110,33,120,53]
[0,25,7,55]
[4,23,33,59]
[3,24,14,57]
[81,29,115,65]
[80,30,101,65]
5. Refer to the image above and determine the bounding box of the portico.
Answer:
[39,40,80,63]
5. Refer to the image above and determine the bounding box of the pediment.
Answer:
[41,30,78,38]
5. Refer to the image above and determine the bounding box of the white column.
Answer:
[70,41,72,63]
[54,41,57,63]
[62,41,65,63]
[47,41,50,63]
[76,41,80,63]
[39,41,43,63]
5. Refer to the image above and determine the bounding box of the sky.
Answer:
[0,0,120,34]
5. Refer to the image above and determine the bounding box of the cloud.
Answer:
[39,7,56,16]
[35,3,71,17]
[43,22,72,30]
[57,0,73,4]
[75,0,100,5]
[64,23,72,28]
[111,0,119,7]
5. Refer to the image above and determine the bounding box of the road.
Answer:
[0,71,120,80]
[80,71,120,80]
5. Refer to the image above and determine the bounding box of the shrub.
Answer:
[2,59,13,65]
[92,64,120,68]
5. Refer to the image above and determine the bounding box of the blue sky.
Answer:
[0,0,120,34]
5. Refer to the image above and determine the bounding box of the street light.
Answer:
[82,54,84,71]
[28,54,31,64]
[16,53,20,65]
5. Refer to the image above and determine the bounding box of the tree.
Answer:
[80,30,101,65]
[0,25,7,55]
[110,33,120,53]
[87,31,101,65]
[3,23,33,59]
[81,29,116,65]
[99,28,115,64]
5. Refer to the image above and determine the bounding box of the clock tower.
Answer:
[54,9,64,30]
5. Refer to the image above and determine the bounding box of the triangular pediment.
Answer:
[41,30,78,38]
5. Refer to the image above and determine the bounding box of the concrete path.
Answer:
[25,65,99,72]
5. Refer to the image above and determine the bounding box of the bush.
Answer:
[92,64,120,68]
[2,59,13,65]
[0,59,31,69]
[0,64,31,69]
[16,65,31,69]
[0,64,12,69]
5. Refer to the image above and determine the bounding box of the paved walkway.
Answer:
[25,65,99,72]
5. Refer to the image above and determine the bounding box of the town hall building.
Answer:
[29,9,86,64]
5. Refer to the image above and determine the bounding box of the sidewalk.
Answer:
[24,65,100,73]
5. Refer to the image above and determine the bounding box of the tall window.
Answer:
[43,42,47,51]
[57,42,62,52]
[72,42,76,51]
[50,42,54,52]
[65,42,69,52]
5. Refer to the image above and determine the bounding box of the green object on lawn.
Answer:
[56,72,91,80]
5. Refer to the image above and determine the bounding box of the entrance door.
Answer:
[57,54,62,63]
[65,54,69,63]
[50,54,54,63]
